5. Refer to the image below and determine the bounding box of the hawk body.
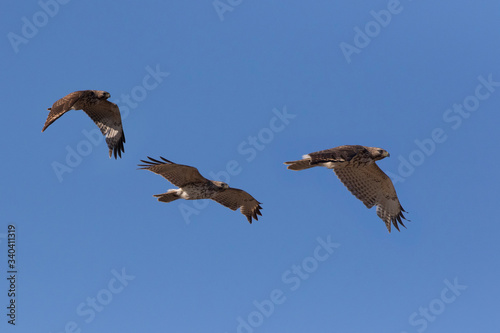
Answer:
[139,157,262,223]
[42,90,125,159]
[168,182,228,200]
[285,145,408,233]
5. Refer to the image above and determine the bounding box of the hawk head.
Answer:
[96,91,111,99]
[366,147,390,161]
[213,181,230,189]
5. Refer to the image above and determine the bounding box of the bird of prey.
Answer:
[42,90,125,159]
[285,145,408,232]
[138,157,263,223]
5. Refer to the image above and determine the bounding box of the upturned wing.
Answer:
[138,157,208,187]
[211,188,262,223]
[42,91,87,132]
[83,100,125,159]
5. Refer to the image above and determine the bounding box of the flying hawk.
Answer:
[42,90,125,159]
[138,157,263,223]
[285,145,408,232]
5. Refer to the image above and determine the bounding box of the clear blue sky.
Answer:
[1,1,499,332]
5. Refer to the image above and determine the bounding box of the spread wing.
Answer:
[333,162,407,232]
[211,188,262,223]
[42,91,86,132]
[138,157,208,187]
[82,100,125,159]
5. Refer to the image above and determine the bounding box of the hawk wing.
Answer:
[211,188,262,223]
[333,162,407,232]
[308,145,367,165]
[285,145,367,170]
[138,157,208,187]
[42,91,86,132]
[82,100,125,159]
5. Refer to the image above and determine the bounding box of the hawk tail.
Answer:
[284,159,314,171]
[153,190,180,203]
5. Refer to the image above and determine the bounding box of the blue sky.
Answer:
[1,1,499,332]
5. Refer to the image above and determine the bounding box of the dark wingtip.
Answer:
[147,156,166,164]
[138,156,174,169]
[397,215,407,229]
[160,156,175,164]
[392,219,401,232]
[390,212,409,233]
[400,211,411,222]
[150,156,174,164]
[137,162,152,169]
[245,203,263,224]
[137,159,153,169]
[114,146,123,159]
[112,133,126,159]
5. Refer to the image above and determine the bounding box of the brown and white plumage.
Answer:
[138,157,262,223]
[285,145,408,233]
[42,90,125,159]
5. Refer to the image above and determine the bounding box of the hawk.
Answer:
[42,90,125,159]
[285,145,408,232]
[138,157,263,223]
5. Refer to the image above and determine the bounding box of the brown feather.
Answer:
[42,90,125,159]
[285,145,408,232]
[211,188,262,224]
[139,157,263,223]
